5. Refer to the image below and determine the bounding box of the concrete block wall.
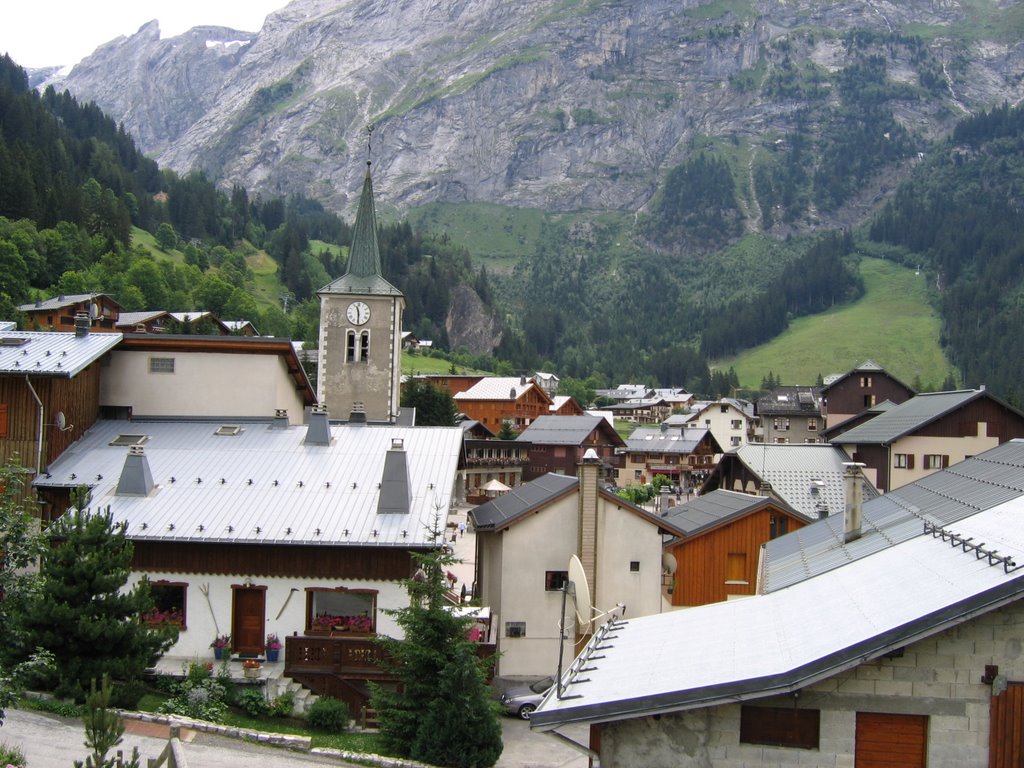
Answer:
[601,599,1024,768]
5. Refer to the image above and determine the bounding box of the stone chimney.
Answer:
[304,406,331,445]
[843,462,866,543]
[377,438,411,515]
[74,312,90,338]
[349,402,367,424]
[578,448,601,595]
[115,445,154,496]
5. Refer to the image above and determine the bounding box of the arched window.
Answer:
[346,331,357,362]
[360,331,370,363]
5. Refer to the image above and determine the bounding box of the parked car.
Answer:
[499,676,554,719]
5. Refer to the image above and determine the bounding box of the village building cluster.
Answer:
[4,165,1024,764]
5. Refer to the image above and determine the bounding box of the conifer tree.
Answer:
[74,675,141,768]
[371,514,503,768]
[19,490,176,701]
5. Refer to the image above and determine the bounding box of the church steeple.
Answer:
[346,162,383,279]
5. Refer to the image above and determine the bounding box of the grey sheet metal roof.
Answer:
[0,330,122,378]
[470,473,579,531]
[531,496,1024,730]
[721,443,878,521]
[18,292,115,311]
[625,426,708,454]
[830,389,989,444]
[116,311,169,327]
[663,490,797,538]
[761,439,1024,592]
[34,418,463,547]
[517,415,621,445]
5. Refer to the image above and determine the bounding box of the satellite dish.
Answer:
[55,411,66,430]
[568,554,592,631]
[662,552,677,575]
[89,302,99,319]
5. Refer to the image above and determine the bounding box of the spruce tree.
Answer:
[19,492,176,701]
[371,515,503,768]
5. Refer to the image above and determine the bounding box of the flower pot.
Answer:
[214,647,224,660]
[243,666,261,679]
[266,648,280,662]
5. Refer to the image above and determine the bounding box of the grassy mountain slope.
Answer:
[719,257,952,390]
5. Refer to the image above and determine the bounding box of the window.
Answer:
[149,357,175,373]
[360,331,370,363]
[730,436,741,447]
[925,454,949,469]
[773,418,790,431]
[346,331,357,362]
[720,405,728,413]
[629,561,640,573]
[726,553,747,584]
[505,621,526,638]
[864,394,876,408]
[634,470,642,480]
[769,515,789,540]
[740,705,820,750]
[545,571,568,591]
[807,418,817,431]
[307,587,377,633]
[144,581,187,628]
[894,453,914,469]
[860,376,873,388]
[731,419,742,430]
[0,404,7,439]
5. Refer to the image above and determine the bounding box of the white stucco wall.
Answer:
[130,572,410,659]
[100,350,306,423]
[599,599,1024,768]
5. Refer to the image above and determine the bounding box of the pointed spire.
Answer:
[345,161,383,279]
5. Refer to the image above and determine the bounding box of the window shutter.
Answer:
[907,454,915,470]
[943,455,950,468]
[0,404,7,438]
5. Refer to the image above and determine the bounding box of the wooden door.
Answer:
[231,586,266,655]
[855,711,928,767]
[990,681,1024,768]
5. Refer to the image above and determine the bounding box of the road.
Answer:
[0,708,588,768]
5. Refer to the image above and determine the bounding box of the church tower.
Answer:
[316,161,405,422]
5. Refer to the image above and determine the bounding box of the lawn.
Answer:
[718,257,954,391]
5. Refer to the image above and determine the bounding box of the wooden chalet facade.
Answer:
[820,359,914,429]
[662,491,807,607]
[617,426,721,490]
[453,376,554,432]
[517,415,625,481]
[19,293,122,333]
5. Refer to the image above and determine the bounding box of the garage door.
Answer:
[990,681,1024,768]
[855,711,928,767]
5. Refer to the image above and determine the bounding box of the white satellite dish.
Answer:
[568,554,592,632]
[662,552,677,575]
[55,411,66,430]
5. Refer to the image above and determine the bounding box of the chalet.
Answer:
[19,293,122,333]
[115,311,173,334]
[410,374,485,398]
[825,388,1024,492]
[682,398,757,450]
[662,490,807,606]
[461,419,528,502]
[616,424,721,491]
[530,442,1024,768]
[756,386,824,443]
[453,376,554,432]
[222,320,259,336]
[167,311,231,335]
[469,453,685,678]
[700,443,879,521]
[532,371,560,399]
[608,396,672,425]
[820,359,914,430]
[517,415,625,481]
[34,411,464,715]
[98,334,314,424]
[0,323,122,479]
[549,395,585,416]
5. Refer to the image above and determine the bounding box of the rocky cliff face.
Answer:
[53,0,1024,217]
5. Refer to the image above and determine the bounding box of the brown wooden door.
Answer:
[231,586,266,655]
[990,682,1024,768]
[855,712,928,767]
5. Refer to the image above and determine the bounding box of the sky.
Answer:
[1,1,286,69]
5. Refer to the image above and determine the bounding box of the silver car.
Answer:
[499,677,554,719]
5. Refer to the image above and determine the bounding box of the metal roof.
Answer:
[761,439,1024,592]
[624,426,709,454]
[756,386,823,416]
[18,292,115,312]
[0,330,122,378]
[830,389,988,444]
[517,415,621,445]
[531,496,1024,730]
[34,418,463,548]
[454,377,545,402]
[716,443,878,521]
[663,489,796,538]
[470,473,579,531]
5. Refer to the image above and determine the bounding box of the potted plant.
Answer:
[265,633,282,662]
[210,634,231,660]
[242,658,262,679]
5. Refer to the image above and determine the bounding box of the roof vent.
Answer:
[305,406,331,445]
[110,434,148,447]
[115,445,154,496]
[214,425,241,436]
[377,438,411,515]
[74,312,90,338]
[272,409,289,428]
[349,401,367,424]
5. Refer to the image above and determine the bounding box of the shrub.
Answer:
[0,742,25,767]
[236,687,269,718]
[307,697,349,732]
[157,662,229,723]
[110,678,148,710]
[269,690,296,718]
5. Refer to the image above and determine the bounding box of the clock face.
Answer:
[347,301,370,325]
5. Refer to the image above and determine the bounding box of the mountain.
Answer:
[53,0,1024,224]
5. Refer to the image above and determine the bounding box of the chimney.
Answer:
[843,462,866,543]
[758,481,772,497]
[578,448,601,595]
[272,409,289,428]
[116,445,154,496]
[74,312,90,338]
[305,406,331,445]
[349,401,367,424]
[660,421,668,433]
[520,375,527,386]
[377,437,411,515]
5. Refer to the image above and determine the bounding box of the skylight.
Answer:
[110,434,149,446]
[214,425,242,436]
